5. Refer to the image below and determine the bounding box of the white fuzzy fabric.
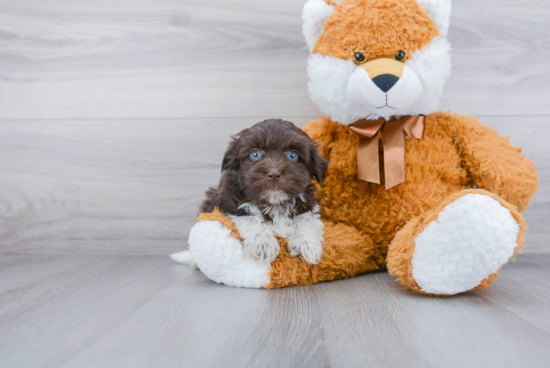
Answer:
[412,194,520,295]
[287,206,324,265]
[184,204,325,287]
[347,64,423,119]
[416,0,452,36]
[406,36,452,115]
[170,250,197,268]
[307,36,451,124]
[302,0,335,52]
[188,221,270,288]
[308,55,364,125]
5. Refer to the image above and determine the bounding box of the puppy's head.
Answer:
[222,119,328,205]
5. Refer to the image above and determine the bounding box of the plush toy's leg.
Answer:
[184,210,385,289]
[387,189,526,296]
[266,221,385,288]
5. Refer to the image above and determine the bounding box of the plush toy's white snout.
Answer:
[347,59,424,118]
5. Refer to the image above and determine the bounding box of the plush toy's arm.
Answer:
[446,113,539,211]
[185,210,384,289]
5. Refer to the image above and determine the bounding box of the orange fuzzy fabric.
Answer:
[386,189,527,296]
[305,113,537,244]
[314,0,439,61]
[198,210,242,242]
[192,0,539,293]
[196,113,537,292]
[300,112,537,292]
[196,211,385,288]
[266,221,384,288]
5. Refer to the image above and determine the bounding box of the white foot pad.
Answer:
[188,221,270,288]
[412,194,520,295]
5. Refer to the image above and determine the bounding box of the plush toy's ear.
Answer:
[416,0,452,37]
[302,0,336,52]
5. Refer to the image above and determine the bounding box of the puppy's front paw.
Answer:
[287,236,322,265]
[243,235,280,264]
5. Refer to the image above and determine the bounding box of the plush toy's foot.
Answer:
[387,189,526,296]
[187,220,270,288]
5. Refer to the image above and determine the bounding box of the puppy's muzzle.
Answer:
[359,58,405,93]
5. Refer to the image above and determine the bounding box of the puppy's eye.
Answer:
[394,50,408,62]
[353,52,366,64]
[250,150,263,161]
[287,151,298,162]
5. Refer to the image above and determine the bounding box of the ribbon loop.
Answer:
[349,115,426,190]
[402,115,426,139]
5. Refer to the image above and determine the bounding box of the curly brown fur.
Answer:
[200,119,328,221]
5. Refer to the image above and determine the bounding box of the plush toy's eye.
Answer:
[287,151,299,162]
[250,150,263,161]
[353,52,366,64]
[394,50,408,62]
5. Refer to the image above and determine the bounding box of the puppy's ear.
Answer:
[221,129,247,172]
[308,143,329,183]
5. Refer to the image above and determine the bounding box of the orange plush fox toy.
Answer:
[174,0,539,296]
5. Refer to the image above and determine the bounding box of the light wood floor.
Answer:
[1,254,550,368]
[1,0,549,367]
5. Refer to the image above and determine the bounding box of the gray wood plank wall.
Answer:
[0,0,549,254]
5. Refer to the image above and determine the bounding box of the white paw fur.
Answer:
[412,194,520,295]
[187,220,270,288]
[243,233,281,265]
[231,204,325,265]
[185,206,324,287]
[287,209,324,265]
[230,214,281,264]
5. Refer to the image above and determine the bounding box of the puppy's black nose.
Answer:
[267,169,282,181]
[372,74,400,93]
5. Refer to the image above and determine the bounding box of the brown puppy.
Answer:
[201,119,328,264]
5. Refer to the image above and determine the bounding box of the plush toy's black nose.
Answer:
[267,169,282,181]
[372,74,400,93]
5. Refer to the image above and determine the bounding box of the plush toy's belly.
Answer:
[316,115,471,256]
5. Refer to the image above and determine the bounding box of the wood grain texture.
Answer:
[0,254,549,368]
[0,0,549,120]
[0,116,547,254]
[0,0,548,256]
[0,117,307,254]
[1,1,549,367]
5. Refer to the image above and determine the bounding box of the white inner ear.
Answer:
[416,0,452,36]
[302,0,336,52]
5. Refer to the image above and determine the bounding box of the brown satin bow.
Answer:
[349,115,426,190]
